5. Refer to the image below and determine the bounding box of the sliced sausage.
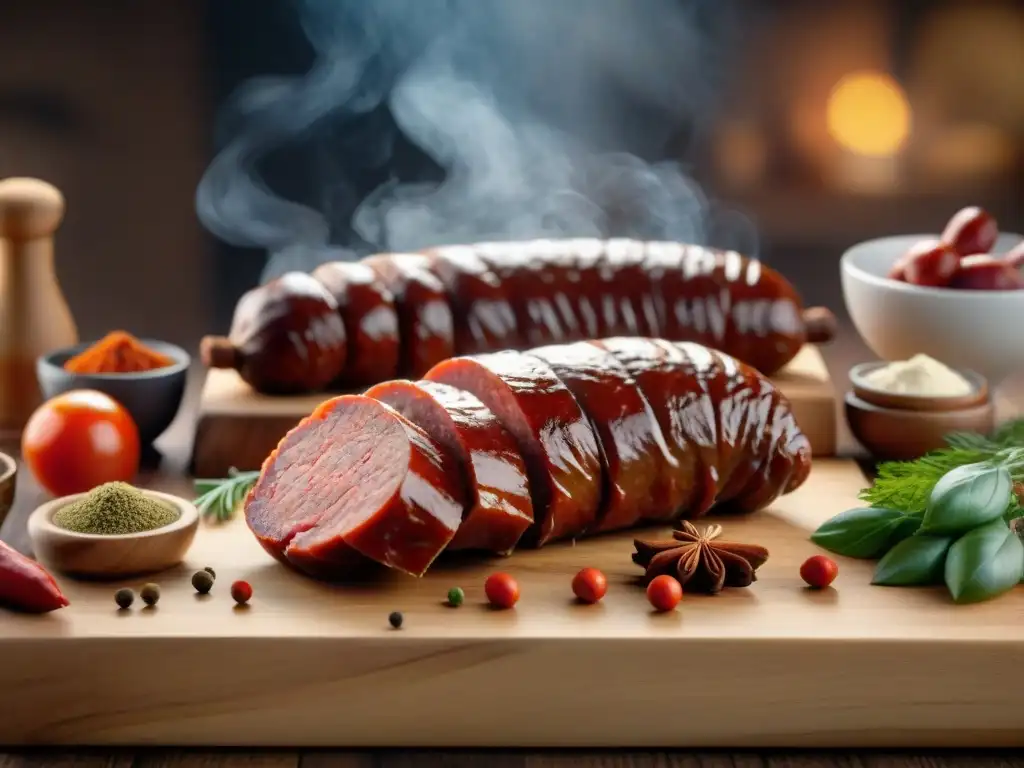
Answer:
[364,378,533,554]
[422,245,521,354]
[529,341,665,532]
[244,394,465,578]
[425,350,603,545]
[363,253,455,377]
[311,260,400,386]
[593,337,714,521]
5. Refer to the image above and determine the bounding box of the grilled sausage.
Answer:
[205,240,834,394]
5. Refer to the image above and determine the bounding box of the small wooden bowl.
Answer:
[849,361,989,412]
[845,392,996,462]
[27,489,199,579]
[0,452,15,526]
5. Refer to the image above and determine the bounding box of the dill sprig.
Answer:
[858,418,1024,515]
[193,467,260,522]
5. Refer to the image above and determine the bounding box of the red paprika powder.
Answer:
[0,540,69,613]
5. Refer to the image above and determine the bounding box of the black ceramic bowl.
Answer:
[36,339,190,445]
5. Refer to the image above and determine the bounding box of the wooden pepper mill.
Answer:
[0,178,79,433]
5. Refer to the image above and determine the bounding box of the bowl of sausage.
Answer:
[841,206,1024,385]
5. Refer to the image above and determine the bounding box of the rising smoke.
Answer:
[195,0,751,283]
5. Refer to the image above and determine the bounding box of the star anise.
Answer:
[632,520,770,595]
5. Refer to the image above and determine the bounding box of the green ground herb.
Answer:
[54,482,179,535]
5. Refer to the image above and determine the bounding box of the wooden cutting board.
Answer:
[190,344,838,477]
[4,458,1022,747]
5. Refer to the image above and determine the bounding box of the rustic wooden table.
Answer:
[2,327,1023,767]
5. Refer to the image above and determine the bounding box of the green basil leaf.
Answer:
[919,463,1012,535]
[872,535,953,586]
[810,507,906,559]
[887,515,922,547]
[944,519,1024,604]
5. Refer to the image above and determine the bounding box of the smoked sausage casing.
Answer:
[207,239,836,395]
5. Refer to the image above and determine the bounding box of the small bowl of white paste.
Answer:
[850,354,989,412]
[846,355,995,461]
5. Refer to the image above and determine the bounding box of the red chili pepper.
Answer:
[0,540,69,613]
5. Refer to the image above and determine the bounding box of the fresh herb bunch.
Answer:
[860,418,1024,513]
[811,418,1024,605]
[193,467,260,522]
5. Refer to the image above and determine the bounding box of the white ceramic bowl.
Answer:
[841,233,1024,385]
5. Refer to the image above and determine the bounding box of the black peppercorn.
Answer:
[191,569,214,594]
[388,610,403,629]
[204,566,216,580]
[114,588,134,609]
[140,583,160,606]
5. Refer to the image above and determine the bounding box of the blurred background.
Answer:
[0,0,1021,345]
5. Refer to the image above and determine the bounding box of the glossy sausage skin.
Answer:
[245,395,465,579]
[212,239,829,395]
[363,254,455,378]
[529,341,666,532]
[364,378,534,554]
[311,261,400,386]
[424,350,604,546]
[200,272,347,395]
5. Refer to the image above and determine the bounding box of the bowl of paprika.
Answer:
[36,331,190,445]
[0,451,15,526]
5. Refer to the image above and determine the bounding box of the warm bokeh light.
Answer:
[826,71,911,157]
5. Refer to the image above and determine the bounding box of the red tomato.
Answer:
[899,239,960,287]
[484,572,520,610]
[941,206,998,257]
[646,574,683,612]
[800,555,839,589]
[571,567,608,604]
[22,389,140,497]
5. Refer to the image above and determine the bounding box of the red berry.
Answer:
[571,567,608,604]
[899,238,960,287]
[941,206,998,257]
[1001,240,1024,269]
[230,580,253,605]
[646,574,683,612]
[800,555,838,589]
[950,255,1024,290]
[484,572,519,610]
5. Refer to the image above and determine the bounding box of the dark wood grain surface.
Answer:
[2,326,1023,766]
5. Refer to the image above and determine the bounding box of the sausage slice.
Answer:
[365,379,534,554]
[529,341,664,532]
[244,394,466,577]
[425,350,602,545]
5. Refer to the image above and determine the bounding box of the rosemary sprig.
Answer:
[193,467,260,522]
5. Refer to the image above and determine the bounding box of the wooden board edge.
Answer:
[1,635,1021,747]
